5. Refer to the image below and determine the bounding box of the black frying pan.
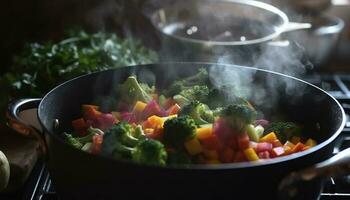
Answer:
[7,63,348,200]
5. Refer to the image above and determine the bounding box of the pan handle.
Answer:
[278,147,350,199]
[282,22,312,33]
[6,98,47,154]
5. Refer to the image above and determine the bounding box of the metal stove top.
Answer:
[3,74,350,200]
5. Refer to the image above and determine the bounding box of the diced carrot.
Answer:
[185,138,203,155]
[91,135,103,154]
[271,147,285,157]
[283,146,293,155]
[202,149,219,160]
[291,142,305,153]
[272,139,283,147]
[196,127,213,140]
[82,104,101,120]
[291,136,301,145]
[302,146,311,151]
[244,148,259,161]
[220,148,234,163]
[199,134,222,151]
[147,115,165,128]
[259,132,277,143]
[72,118,86,131]
[166,104,181,115]
[305,138,317,147]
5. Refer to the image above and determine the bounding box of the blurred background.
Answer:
[0,0,349,74]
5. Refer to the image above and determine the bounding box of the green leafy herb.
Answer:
[0,30,158,120]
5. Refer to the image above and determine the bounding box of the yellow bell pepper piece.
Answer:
[133,101,147,113]
[259,132,277,143]
[196,127,213,140]
[184,138,203,155]
[147,115,165,128]
[305,138,317,147]
[244,148,259,161]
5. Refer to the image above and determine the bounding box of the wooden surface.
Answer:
[0,124,40,192]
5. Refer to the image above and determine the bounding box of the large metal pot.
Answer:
[149,0,311,66]
[7,62,348,200]
[286,13,345,69]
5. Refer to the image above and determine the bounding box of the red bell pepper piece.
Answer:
[146,126,163,141]
[120,112,137,124]
[72,118,87,131]
[142,100,166,119]
[200,134,223,151]
[220,147,234,163]
[226,135,238,150]
[95,113,116,130]
[91,135,103,154]
[166,104,181,115]
[213,118,236,141]
[233,151,246,162]
[238,133,250,150]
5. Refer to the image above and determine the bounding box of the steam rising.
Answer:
[90,0,315,117]
[141,0,315,116]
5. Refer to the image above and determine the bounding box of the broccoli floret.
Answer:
[116,76,153,105]
[102,122,138,156]
[179,101,214,125]
[220,103,257,132]
[167,151,192,165]
[133,124,146,140]
[166,68,209,96]
[179,85,209,103]
[206,86,252,109]
[132,139,167,166]
[64,133,83,149]
[101,122,167,166]
[163,115,197,148]
[264,122,301,143]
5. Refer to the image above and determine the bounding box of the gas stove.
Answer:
[2,74,350,200]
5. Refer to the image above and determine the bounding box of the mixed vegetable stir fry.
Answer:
[64,68,317,166]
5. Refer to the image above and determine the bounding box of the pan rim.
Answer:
[38,62,346,170]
